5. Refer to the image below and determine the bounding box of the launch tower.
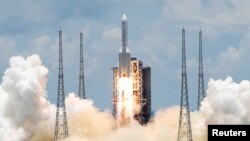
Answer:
[197,30,205,110]
[54,30,69,141]
[177,28,193,141]
[79,32,86,99]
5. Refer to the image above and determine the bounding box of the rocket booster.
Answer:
[118,14,131,78]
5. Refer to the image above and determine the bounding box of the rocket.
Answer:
[118,14,131,78]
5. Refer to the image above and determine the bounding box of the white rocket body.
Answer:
[119,14,131,78]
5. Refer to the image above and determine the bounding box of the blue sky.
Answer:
[0,0,250,111]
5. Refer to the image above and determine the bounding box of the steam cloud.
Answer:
[0,55,250,141]
[0,55,52,141]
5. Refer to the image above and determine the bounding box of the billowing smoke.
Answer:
[0,55,52,141]
[200,77,250,124]
[0,55,250,141]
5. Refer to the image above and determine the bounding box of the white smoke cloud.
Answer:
[0,55,51,140]
[200,77,250,124]
[66,93,115,139]
[0,55,250,141]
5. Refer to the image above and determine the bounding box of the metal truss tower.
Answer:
[79,32,86,99]
[177,28,193,141]
[197,30,205,110]
[54,30,69,141]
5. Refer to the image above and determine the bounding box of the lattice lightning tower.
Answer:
[54,30,69,141]
[177,28,193,141]
[197,30,205,110]
[79,32,86,99]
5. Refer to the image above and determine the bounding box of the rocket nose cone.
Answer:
[122,14,127,21]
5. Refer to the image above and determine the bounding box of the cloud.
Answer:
[163,0,250,27]
[102,27,121,40]
[33,35,52,49]
[66,93,115,139]
[0,36,17,61]
[105,0,161,4]
[0,0,57,33]
[208,27,250,77]
[0,36,16,48]
[0,0,110,35]
[218,46,240,63]
[200,77,250,124]
[0,55,51,141]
